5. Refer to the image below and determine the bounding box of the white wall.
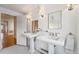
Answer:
[62,7,79,54]
[75,6,79,53]
[62,9,76,37]
[60,9,77,53]
[16,15,27,46]
[76,13,79,54]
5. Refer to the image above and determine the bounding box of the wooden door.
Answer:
[1,14,16,48]
[32,20,38,32]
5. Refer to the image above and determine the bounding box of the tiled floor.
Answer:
[0,45,40,54]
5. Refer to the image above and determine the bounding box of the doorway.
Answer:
[1,13,16,48]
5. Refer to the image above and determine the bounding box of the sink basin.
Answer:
[37,36,64,46]
[22,32,39,38]
[51,37,59,40]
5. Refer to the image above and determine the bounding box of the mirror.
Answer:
[48,10,62,29]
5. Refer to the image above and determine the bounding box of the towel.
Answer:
[65,34,74,51]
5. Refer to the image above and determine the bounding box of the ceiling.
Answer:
[0,4,66,14]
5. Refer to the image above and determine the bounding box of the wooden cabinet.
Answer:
[3,34,16,48]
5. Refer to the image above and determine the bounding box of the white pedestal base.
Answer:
[29,38,35,54]
[48,44,54,54]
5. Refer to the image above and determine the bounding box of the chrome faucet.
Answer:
[50,32,59,36]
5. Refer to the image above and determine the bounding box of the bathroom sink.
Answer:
[22,32,39,38]
[51,37,59,40]
[37,36,64,46]
[22,32,40,53]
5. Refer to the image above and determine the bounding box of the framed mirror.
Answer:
[48,10,62,29]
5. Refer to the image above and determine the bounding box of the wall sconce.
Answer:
[39,5,45,18]
[40,14,44,18]
[27,14,31,19]
[67,4,73,10]
[67,4,77,11]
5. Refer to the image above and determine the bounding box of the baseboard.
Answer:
[16,44,27,47]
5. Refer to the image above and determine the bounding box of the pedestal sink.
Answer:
[22,32,39,53]
[37,36,65,54]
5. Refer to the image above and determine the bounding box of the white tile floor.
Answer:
[0,45,40,54]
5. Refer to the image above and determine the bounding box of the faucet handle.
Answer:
[55,32,60,37]
[49,32,54,36]
[49,32,60,37]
